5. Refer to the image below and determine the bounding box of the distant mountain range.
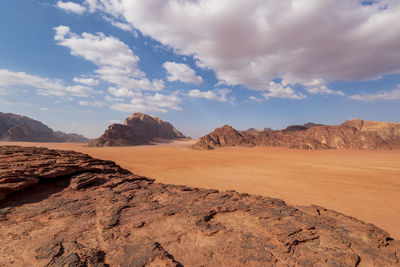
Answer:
[89,113,188,147]
[0,112,89,143]
[194,119,400,150]
[3,111,400,150]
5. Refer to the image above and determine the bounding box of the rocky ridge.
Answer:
[0,112,89,142]
[1,145,399,266]
[89,113,188,147]
[194,119,400,150]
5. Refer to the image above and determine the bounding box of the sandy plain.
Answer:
[1,140,399,239]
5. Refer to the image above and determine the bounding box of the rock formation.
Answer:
[194,119,400,150]
[1,145,399,266]
[0,112,89,142]
[89,113,188,147]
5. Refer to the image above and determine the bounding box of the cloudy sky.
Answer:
[1,0,400,138]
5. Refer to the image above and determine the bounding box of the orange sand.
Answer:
[2,141,400,239]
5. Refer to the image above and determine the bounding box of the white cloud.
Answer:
[108,87,142,98]
[105,95,123,102]
[56,1,86,14]
[103,16,134,32]
[54,25,163,91]
[110,91,182,113]
[73,77,99,86]
[0,68,94,97]
[79,100,104,107]
[188,88,231,102]
[89,0,400,92]
[349,85,400,102]
[40,107,49,111]
[262,81,306,100]
[306,85,345,96]
[163,62,203,84]
[248,95,263,103]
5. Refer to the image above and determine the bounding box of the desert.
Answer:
[2,0,400,265]
[1,145,399,266]
[2,140,400,242]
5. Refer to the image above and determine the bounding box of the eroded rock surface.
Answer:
[89,113,188,147]
[194,119,400,150]
[0,145,399,266]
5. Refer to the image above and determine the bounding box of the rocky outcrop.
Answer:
[1,145,399,266]
[194,119,400,150]
[89,113,188,147]
[0,112,89,142]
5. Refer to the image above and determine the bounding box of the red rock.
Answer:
[194,119,400,150]
[89,113,188,147]
[0,112,89,142]
[0,145,399,266]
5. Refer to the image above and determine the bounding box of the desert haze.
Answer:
[3,140,399,240]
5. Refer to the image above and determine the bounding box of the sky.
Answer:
[0,0,400,139]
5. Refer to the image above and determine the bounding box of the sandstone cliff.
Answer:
[89,113,187,147]
[194,119,400,150]
[0,145,399,266]
[0,112,89,142]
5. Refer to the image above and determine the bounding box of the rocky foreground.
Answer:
[0,146,399,266]
[194,119,400,150]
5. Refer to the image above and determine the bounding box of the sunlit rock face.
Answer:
[89,113,188,147]
[194,119,400,150]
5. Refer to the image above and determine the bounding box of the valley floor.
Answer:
[2,140,399,239]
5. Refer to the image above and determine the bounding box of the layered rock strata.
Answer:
[89,113,187,147]
[194,119,400,150]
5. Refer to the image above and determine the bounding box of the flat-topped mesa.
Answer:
[0,145,399,266]
[194,119,400,150]
[89,113,188,147]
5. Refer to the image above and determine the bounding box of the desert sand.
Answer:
[1,140,399,239]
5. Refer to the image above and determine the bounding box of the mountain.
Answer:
[89,113,188,147]
[193,119,400,150]
[0,112,89,142]
[1,145,399,265]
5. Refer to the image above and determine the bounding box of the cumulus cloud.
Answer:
[103,16,134,32]
[104,95,123,102]
[79,100,104,107]
[56,1,86,14]
[87,0,400,93]
[349,85,400,102]
[306,85,345,96]
[188,88,231,102]
[0,68,94,97]
[248,95,263,103]
[110,91,182,113]
[73,77,99,86]
[163,62,203,84]
[262,81,306,100]
[54,25,163,91]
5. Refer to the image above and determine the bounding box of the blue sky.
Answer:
[1,0,400,138]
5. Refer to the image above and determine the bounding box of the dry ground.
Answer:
[1,141,399,239]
